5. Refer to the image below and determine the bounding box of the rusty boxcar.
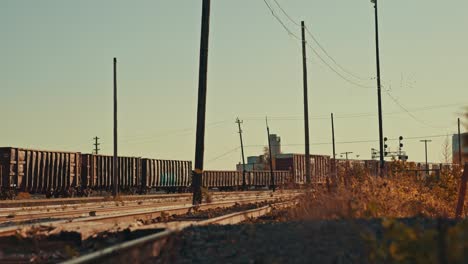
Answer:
[202,171,241,190]
[0,147,81,198]
[201,170,290,190]
[249,170,290,187]
[276,153,331,184]
[142,159,192,192]
[81,154,142,193]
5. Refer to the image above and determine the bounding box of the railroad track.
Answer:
[0,190,285,208]
[0,191,301,225]
[0,192,300,237]
[62,200,297,264]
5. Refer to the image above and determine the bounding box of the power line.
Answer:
[262,0,374,90]
[266,0,372,82]
[262,0,300,40]
[304,26,371,82]
[305,43,374,89]
[272,0,300,26]
[242,102,466,121]
[205,134,451,163]
[206,147,240,163]
[384,90,446,129]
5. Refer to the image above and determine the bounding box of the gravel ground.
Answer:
[0,228,164,263]
[150,202,272,223]
[153,217,462,264]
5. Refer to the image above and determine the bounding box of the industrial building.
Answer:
[236,134,281,171]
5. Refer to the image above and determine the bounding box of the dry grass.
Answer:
[286,166,464,221]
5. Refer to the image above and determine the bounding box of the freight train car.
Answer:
[0,147,81,198]
[276,154,331,184]
[81,154,142,194]
[249,171,290,187]
[142,159,192,193]
[202,170,291,190]
[202,171,241,190]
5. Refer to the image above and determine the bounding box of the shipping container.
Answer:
[81,154,142,193]
[0,147,81,196]
[142,159,192,192]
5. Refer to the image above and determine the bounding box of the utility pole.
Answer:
[266,117,275,191]
[420,140,432,176]
[236,118,247,190]
[193,0,211,205]
[301,21,312,185]
[458,118,462,166]
[341,151,353,186]
[341,152,353,161]
[93,137,100,155]
[331,113,336,179]
[113,57,118,197]
[372,0,385,176]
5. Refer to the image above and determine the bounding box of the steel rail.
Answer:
[0,193,299,237]
[62,200,298,264]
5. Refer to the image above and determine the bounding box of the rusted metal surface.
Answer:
[201,170,290,188]
[203,170,241,188]
[0,147,81,195]
[142,159,192,190]
[276,154,331,184]
[81,154,141,192]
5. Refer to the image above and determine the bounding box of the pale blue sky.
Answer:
[1,0,466,169]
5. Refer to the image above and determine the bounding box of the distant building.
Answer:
[236,134,282,171]
[269,134,281,158]
[452,132,468,165]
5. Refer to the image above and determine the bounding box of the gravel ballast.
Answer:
[154,218,462,264]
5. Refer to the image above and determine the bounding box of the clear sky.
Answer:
[1,0,467,169]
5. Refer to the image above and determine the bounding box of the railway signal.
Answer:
[93,137,100,155]
[384,137,388,156]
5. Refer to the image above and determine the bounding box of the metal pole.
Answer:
[420,140,432,176]
[113,58,118,197]
[455,163,468,218]
[331,113,336,179]
[193,0,211,205]
[301,21,311,185]
[458,118,462,166]
[236,118,247,190]
[372,0,385,176]
[266,117,275,191]
[341,151,353,186]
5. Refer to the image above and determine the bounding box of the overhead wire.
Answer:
[262,0,374,90]
[304,26,371,82]
[383,90,446,129]
[266,0,372,83]
[262,0,300,40]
